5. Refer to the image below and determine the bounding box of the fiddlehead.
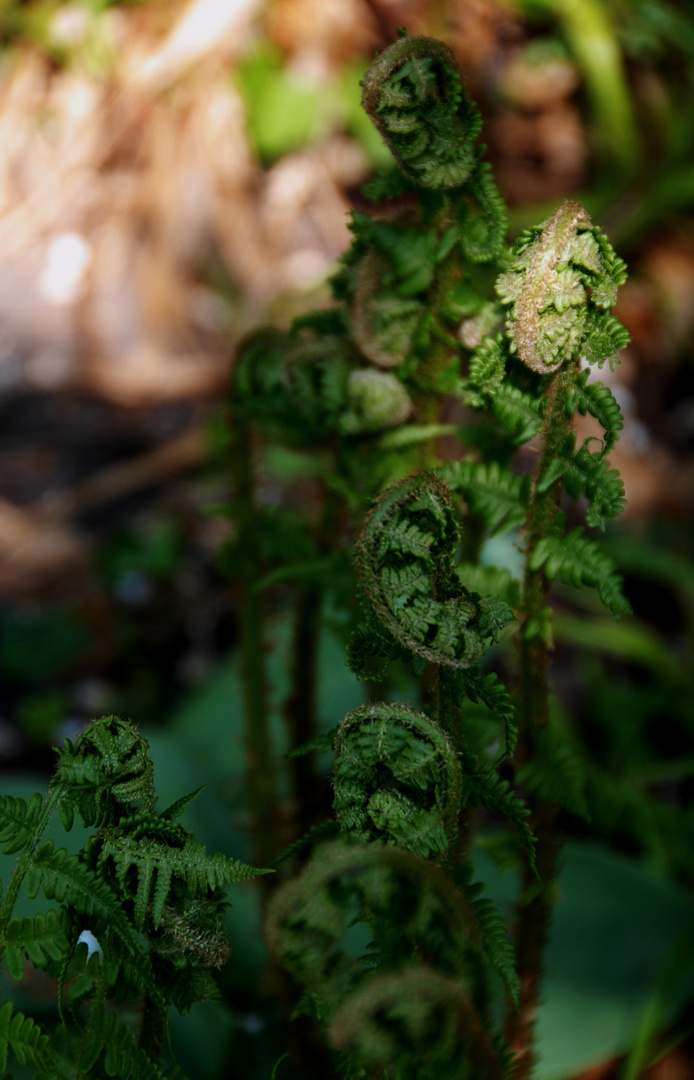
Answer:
[332,703,461,857]
[354,473,513,673]
[267,842,514,1079]
[361,35,482,191]
[497,201,629,374]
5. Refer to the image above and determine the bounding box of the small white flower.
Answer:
[77,929,103,963]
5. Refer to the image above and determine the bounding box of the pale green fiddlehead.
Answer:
[497,201,629,374]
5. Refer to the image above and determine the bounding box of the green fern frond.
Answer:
[461,162,509,263]
[537,434,626,528]
[464,773,536,873]
[530,524,632,615]
[455,563,521,610]
[159,786,205,823]
[491,384,545,445]
[361,37,482,190]
[566,371,624,456]
[333,703,461,856]
[328,967,493,1080]
[98,832,263,931]
[455,667,517,759]
[4,909,69,981]
[24,841,149,966]
[0,793,43,856]
[357,474,512,672]
[53,715,155,828]
[454,864,519,1005]
[437,458,530,535]
[581,310,630,370]
[466,334,506,397]
[0,1002,52,1075]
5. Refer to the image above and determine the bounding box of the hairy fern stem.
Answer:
[505,360,579,1074]
[229,409,279,874]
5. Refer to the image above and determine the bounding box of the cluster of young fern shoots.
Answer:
[0,30,632,1080]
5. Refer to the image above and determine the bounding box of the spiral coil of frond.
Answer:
[332,703,461,857]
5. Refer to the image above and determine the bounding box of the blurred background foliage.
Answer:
[0,0,693,1078]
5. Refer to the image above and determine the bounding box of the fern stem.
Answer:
[505,360,578,1076]
[230,408,280,874]
[0,783,63,949]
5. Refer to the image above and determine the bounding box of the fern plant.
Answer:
[0,714,264,1079]
[238,32,632,1080]
[1,28,634,1080]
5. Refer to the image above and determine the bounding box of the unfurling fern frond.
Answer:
[566,371,624,456]
[332,703,461,856]
[530,524,632,615]
[53,715,155,829]
[267,843,486,1000]
[329,967,502,1080]
[361,36,482,191]
[357,474,513,671]
[465,334,506,399]
[497,201,629,374]
[267,843,510,1078]
[437,458,530,535]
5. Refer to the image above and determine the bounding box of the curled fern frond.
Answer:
[497,201,629,374]
[53,715,155,829]
[350,250,426,368]
[341,369,412,435]
[361,36,482,191]
[357,474,512,670]
[329,967,502,1080]
[465,334,506,399]
[267,843,487,1001]
[332,703,461,856]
